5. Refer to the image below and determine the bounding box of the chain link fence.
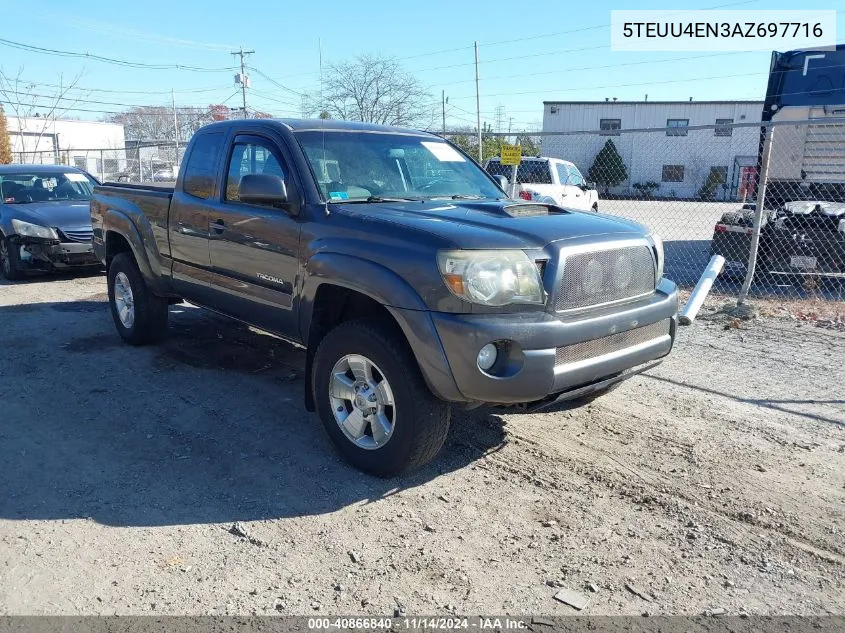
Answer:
[449,119,845,309]
[11,143,183,183]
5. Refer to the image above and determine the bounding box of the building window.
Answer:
[549,106,559,114]
[715,118,733,136]
[666,119,689,136]
[662,165,685,182]
[600,118,621,135]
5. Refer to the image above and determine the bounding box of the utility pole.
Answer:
[171,89,180,168]
[474,41,482,162]
[231,47,255,118]
[441,90,446,134]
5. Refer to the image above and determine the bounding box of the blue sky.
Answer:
[1,0,842,131]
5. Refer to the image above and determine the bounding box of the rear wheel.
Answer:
[313,318,451,477]
[107,252,168,345]
[0,234,24,281]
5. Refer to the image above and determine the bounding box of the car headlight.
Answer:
[11,219,58,240]
[437,250,545,306]
[649,233,664,282]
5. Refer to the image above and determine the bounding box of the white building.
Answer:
[7,116,127,179]
[541,100,764,199]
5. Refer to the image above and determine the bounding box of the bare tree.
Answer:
[0,68,84,163]
[313,55,434,129]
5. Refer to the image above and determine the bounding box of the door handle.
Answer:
[210,219,226,234]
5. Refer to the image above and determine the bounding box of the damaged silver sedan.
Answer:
[0,166,101,281]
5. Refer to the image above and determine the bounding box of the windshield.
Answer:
[486,160,553,185]
[294,131,505,201]
[0,171,97,204]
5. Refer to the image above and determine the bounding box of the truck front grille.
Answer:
[555,245,656,311]
[554,320,670,367]
[58,228,94,243]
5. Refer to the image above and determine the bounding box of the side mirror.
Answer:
[238,173,289,209]
[492,174,509,191]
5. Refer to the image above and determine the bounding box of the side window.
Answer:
[182,132,224,200]
[224,140,287,203]
[567,165,585,186]
[555,163,568,185]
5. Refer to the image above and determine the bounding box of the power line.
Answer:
[0,37,239,72]
[247,66,308,97]
[0,90,242,117]
[13,80,232,96]
[479,0,762,48]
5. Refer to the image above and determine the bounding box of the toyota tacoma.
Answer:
[90,119,678,476]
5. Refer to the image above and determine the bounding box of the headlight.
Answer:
[437,250,545,306]
[11,219,58,240]
[649,233,664,282]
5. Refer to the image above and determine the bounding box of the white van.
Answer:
[485,156,600,212]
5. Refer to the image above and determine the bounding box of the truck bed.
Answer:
[100,182,175,194]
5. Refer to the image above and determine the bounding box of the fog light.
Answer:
[477,343,498,371]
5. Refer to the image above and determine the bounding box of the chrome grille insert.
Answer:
[555,320,670,367]
[59,229,94,243]
[555,245,656,311]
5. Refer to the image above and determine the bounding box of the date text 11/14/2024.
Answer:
[307,617,529,630]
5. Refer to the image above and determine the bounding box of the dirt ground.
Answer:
[0,272,842,617]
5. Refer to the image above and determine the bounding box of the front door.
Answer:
[207,135,301,339]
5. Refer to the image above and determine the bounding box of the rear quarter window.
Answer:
[182,132,224,199]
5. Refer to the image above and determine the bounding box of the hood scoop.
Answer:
[502,203,563,218]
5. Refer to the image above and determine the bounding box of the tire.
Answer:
[0,234,24,281]
[107,252,168,345]
[312,318,451,477]
[591,203,599,213]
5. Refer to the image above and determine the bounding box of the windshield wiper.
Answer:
[342,196,423,203]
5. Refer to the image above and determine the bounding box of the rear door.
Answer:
[206,133,302,339]
[168,130,225,304]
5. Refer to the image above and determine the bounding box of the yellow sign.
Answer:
[500,144,522,166]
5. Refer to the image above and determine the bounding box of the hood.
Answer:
[6,200,92,231]
[330,199,646,250]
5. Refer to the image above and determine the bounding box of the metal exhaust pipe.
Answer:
[679,254,725,326]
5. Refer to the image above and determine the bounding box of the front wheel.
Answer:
[107,252,169,345]
[313,318,451,477]
[0,235,24,281]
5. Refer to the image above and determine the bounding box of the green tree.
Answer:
[0,106,12,165]
[588,139,628,194]
[698,167,725,200]
[514,133,540,157]
[448,123,502,162]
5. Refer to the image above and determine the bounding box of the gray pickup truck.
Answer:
[91,119,678,476]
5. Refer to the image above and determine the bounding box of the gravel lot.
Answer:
[1,272,843,616]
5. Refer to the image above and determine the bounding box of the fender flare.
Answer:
[298,252,429,343]
[298,252,465,409]
[102,208,169,296]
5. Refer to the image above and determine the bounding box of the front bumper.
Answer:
[423,278,679,405]
[12,236,100,270]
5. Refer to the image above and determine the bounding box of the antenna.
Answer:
[319,38,329,215]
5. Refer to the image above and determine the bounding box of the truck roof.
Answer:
[197,118,439,137]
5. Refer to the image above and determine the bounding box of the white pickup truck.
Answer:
[485,156,600,212]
